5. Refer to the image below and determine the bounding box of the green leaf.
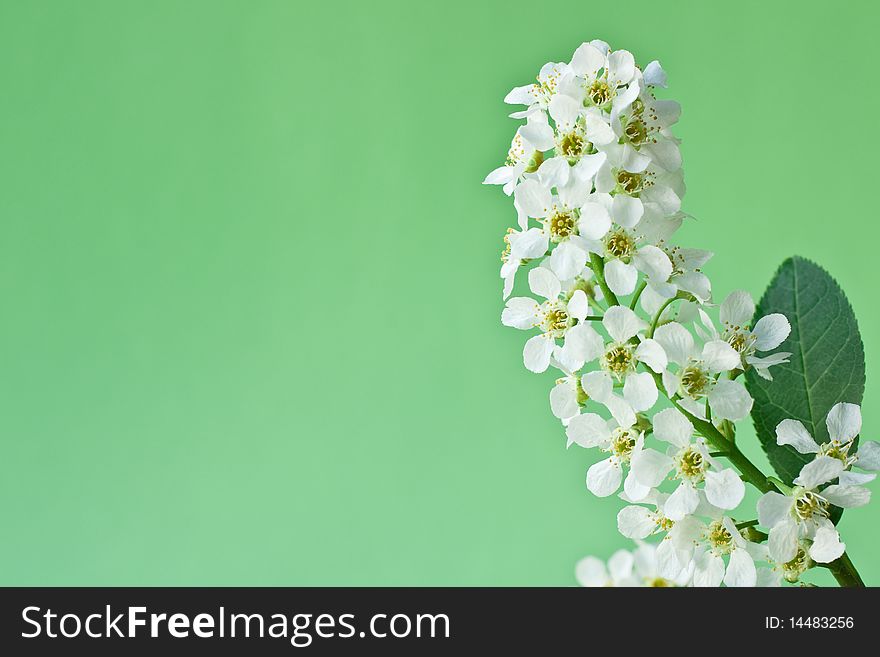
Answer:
[746,256,865,485]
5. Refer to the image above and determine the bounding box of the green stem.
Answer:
[825,552,865,588]
[588,253,620,307]
[629,280,647,310]
[647,297,677,338]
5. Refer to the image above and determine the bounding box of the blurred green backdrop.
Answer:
[1,0,877,585]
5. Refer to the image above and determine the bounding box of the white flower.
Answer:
[575,548,639,587]
[653,322,753,421]
[566,43,638,113]
[576,543,689,587]
[641,245,713,309]
[501,267,602,373]
[699,290,792,380]
[688,517,759,587]
[776,402,880,482]
[579,306,667,413]
[504,61,571,117]
[512,179,599,280]
[483,114,554,195]
[630,407,745,517]
[757,453,870,564]
[565,413,649,499]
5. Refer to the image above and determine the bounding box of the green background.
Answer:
[1,0,877,586]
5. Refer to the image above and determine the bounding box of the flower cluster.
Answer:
[486,41,875,586]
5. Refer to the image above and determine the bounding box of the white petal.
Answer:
[820,484,871,508]
[483,165,514,186]
[663,482,699,521]
[560,322,604,366]
[578,201,612,240]
[587,458,622,497]
[584,114,615,146]
[644,138,681,172]
[808,526,845,564]
[567,289,588,321]
[653,99,681,126]
[825,402,862,444]
[857,441,880,470]
[549,241,588,281]
[775,419,820,454]
[565,412,611,448]
[611,194,643,229]
[519,120,555,152]
[607,49,635,85]
[513,179,551,218]
[574,556,608,587]
[719,290,755,327]
[704,468,745,510]
[701,340,741,372]
[642,60,667,87]
[617,505,657,539]
[603,259,638,296]
[631,447,674,488]
[752,314,791,351]
[501,297,540,329]
[523,335,554,373]
[653,322,694,365]
[536,156,570,189]
[652,407,694,448]
[768,519,799,563]
[656,540,688,580]
[623,468,651,502]
[550,381,579,420]
[602,305,647,343]
[607,549,635,582]
[504,84,537,105]
[572,151,607,181]
[623,371,658,412]
[632,245,673,282]
[757,492,794,528]
[508,227,548,259]
[708,380,753,422]
[604,394,637,429]
[634,338,667,373]
[570,42,605,77]
[693,553,724,588]
[528,266,560,300]
[723,549,757,587]
[838,471,876,486]
[581,370,612,401]
[548,93,581,130]
[793,456,845,489]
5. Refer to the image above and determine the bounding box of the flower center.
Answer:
[548,210,576,242]
[602,343,635,379]
[794,490,830,521]
[615,170,644,194]
[609,428,637,460]
[558,130,587,159]
[680,365,711,398]
[604,229,636,259]
[706,520,734,555]
[782,546,812,583]
[817,440,854,467]
[646,577,673,587]
[542,303,570,336]
[587,79,613,106]
[624,118,648,146]
[676,446,706,482]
